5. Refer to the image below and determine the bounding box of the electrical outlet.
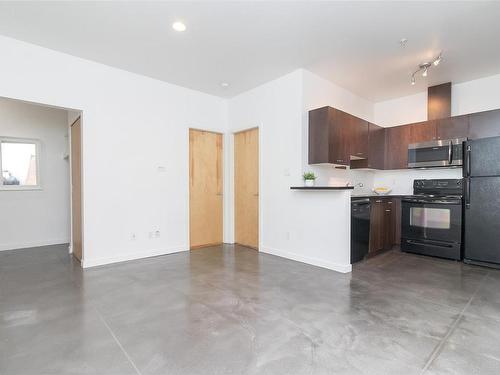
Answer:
[155,230,160,238]
[131,233,136,241]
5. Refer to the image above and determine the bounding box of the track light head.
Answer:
[410,54,442,85]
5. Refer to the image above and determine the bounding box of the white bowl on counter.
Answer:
[372,187,392,195]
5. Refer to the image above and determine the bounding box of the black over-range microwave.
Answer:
[408,138,466,168]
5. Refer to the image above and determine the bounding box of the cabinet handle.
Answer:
[375,200,382,203]
[388,201,393,204]
[385,209,391,212]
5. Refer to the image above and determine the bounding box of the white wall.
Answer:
[0,35,228,267]
[228,70,351,273]
[0,98,70,251]
[374,92,427,127]
[452,73,500,116]
[374,73,500,127]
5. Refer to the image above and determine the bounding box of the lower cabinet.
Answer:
[369,197,401,254]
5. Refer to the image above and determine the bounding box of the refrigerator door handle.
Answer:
[448,140,453,164]
[465,178,471,209]
[465,145,471,177]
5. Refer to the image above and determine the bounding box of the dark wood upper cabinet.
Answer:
[308,107,349,165]
[367,123,386,169]
[347,114,369,159]
[437,115,469,140]
[409,120,437,143]
[385,124,411,169]
[467,109,500,140]
[309,105,500,170]
[331,109,353,165]
[308,107,330,164]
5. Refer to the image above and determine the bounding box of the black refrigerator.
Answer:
[464,136,500,268]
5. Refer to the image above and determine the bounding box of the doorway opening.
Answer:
[0,97,83,264]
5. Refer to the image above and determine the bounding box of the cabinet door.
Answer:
[385,125,411,169]
[349,116,369,159]
[410,120,437,143]
[369,198,386,253]
[392,198,402,246]
[383,201,393,250]
[468,109,500,139]
[308,107,330,164]
[383,199,398,249]
[329,109,350,165]
[437,115,469,140]
[367,123,385,169]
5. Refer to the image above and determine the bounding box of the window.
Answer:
[0,138,41,190]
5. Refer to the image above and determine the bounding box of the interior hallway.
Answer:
[1,244,500,375]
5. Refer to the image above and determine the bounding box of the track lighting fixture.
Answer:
[411,52,442,85]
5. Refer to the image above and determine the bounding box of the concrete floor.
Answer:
[1,244,500,375]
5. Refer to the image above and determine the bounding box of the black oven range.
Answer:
[401,179,463,260]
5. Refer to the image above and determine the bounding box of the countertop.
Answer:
[290,186,354,190]
[351,193,408,198]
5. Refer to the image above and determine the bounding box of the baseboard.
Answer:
[260,246,352,273]
[82,245,189,268]
[0,239,70,252]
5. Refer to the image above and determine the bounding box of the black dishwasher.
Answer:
[351,198,371,263]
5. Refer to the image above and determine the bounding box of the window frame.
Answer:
[0,137,42,191]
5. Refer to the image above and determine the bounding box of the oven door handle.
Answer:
[403,199,460,205]
[406,240,454,248]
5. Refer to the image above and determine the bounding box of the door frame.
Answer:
[232,126,261,250]
[69,115,84,263]
[188,127,224,249]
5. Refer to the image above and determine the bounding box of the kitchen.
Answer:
[305,81,500,269]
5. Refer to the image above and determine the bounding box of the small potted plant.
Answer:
[303,172,317,187]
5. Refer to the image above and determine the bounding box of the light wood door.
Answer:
[71,118,83,261]
[189,129,223,248]
[235,128,259,249]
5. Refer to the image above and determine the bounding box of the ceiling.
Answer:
[0,1,499,101]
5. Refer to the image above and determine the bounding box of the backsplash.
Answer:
[303,164,463,195]
[305,164,375,194]
[372,168,463,195]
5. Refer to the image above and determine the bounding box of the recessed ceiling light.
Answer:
[172,21,186,32]
[221,82,230,88]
